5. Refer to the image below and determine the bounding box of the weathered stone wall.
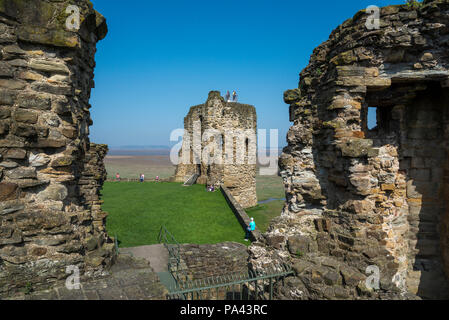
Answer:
[221,186,262,241]
[0,0,113,296]
[170,242,249,299]
[80,143,108,227]
[250,0,449,300]
[177,242,249,281]
[173,91,258,208]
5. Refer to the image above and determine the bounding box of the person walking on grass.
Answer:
[115,173,120,182]
[245,217,256,241]
[140,173,145,183]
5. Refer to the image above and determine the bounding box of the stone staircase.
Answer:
[183,174,199,186]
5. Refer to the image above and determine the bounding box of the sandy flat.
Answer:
[105,156,134,159]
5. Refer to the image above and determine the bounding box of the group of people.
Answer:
[225,90,238,102]
[114,172,159,182]
[140,174,160,182]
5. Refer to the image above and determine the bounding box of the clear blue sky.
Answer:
[89,0,405,148]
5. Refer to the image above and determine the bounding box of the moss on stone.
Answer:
[322,121,342,129]
[284,88,302,104]
[17,26,79,48]
[338,138,373,158]
[303,109,312,115]
[330,50,357,66]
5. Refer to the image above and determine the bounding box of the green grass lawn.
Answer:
[242,174,286,233]
[245,200,285,233]
[256,175,285,201]
[102,182,247,248]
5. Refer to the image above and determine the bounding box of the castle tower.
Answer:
[173,91,258,208]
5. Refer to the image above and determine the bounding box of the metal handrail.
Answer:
[158,226,180,247]
[113,234,133,257]
[158,225,294,300]
[170,263,292,292]
[167,263,294,300]
[158,226,182,263]
[158,225,188,285]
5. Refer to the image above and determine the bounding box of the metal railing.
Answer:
[158,226,188,284]
[158,225,294,300]
[166,263,294,300]
[113,234,133,258]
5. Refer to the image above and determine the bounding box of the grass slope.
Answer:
[255,175,285,201]
[243,175,285,233]
[246,200,285,233]
[102,182,247,248]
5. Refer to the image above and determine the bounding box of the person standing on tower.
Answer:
[225,91,231,102]
[232,91,238,102]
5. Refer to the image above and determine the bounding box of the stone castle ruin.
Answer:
[173,91,258,209]
[3,0,449,301]
[249,0,449,300]
[0,0,114,296]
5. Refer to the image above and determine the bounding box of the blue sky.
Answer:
[89,0,405,148]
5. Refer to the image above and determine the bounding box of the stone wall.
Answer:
[250,0,449,300]
[171,242,249,299]
[0,0,113,296]
[177,242,249,281]
[221,186,262,242]
[173,91,258,208]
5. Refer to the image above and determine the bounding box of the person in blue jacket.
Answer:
[245,218,256,241]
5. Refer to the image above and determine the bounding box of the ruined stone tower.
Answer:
[173,91,258,209]
[0,0,114,296]
[250,0,449,300]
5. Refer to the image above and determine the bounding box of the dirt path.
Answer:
[120,244,169,273]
